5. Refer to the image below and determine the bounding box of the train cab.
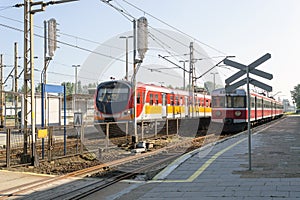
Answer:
[94,80,132,122]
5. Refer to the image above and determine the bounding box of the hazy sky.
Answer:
[1,0,299,103]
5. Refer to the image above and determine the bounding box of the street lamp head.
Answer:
[179,60,189,63]
[226,55,235,58]
[119,35,133,39]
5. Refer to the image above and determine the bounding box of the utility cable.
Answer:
[121,0,227,55]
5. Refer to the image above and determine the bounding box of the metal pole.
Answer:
[75,66,77,94]
[63,84,66,155]
[29,2,38,167]
[247,66,252,170]
[14,43,19,128]
[211,72,218,90]
[40,20,47,159]
[6,129,11,168]
[189,42,194,117]
[183,62,186,90]
[125,37,129,81]
[0,54,3,128]
[72,65,79,114]
[133,19,138,143]
[23,0,29,157]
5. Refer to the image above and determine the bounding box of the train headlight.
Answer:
[216,110,222,117]
[124,110,131,115]
[235,111,242,117]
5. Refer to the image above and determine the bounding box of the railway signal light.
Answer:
[48,18,57,57]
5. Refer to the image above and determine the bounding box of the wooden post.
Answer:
[48,127,53,161]
[6,129,11,168]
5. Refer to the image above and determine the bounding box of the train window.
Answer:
[170,95,174,105]
[206,99,209,107]
[150,94,153,105]
[212,96,225,108]
[233,96,245,108]
[226,96,232,107]
[155,94,159,105]
[174,96,177,105]
[98,87,129,103]
[257,99,262,108]
[137,93,141,104]
[250,97,255,108]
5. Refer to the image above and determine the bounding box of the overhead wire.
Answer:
[120,0,227,55]
[1,1,229,84]
[0,22,127,63]
[99,0,134,22]
[0,14,125,53]
[0,5,13,12]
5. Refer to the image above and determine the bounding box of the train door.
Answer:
[162,93,167,118]
[136,91,142,118]
[255,96,257,121]
[262,98,264,120]
[271,101,273,118]
[171,94,175,118]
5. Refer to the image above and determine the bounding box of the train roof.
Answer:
[139,82,209,97]
[97,80,209,97]
[211,88,282,104]
[211,88,246,96]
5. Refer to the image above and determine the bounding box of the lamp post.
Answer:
[72,65,80,94]
[119,36,133,81]
[210,72,218,90]
[179,60,189,90]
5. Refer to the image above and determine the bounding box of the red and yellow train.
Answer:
[211,88,284,132]
[94,80,211,124]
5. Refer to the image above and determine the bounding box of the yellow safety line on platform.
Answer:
[150,137,246,183]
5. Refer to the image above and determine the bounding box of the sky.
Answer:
[0,0,299,103]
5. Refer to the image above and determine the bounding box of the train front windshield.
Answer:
[96,81,130,114]
[212,96,245,108]
[212,96,225,108]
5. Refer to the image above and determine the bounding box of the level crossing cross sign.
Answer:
[224,53,273,92]
[223,53,272,171]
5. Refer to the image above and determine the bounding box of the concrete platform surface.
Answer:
[95,115,300,200]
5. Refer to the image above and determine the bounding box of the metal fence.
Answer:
[0,116,209,168]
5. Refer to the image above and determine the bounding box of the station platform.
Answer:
[102,115,300,200]
[0,115,300,199]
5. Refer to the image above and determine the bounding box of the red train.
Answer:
[94,80,211,124]
[211,88,284,132]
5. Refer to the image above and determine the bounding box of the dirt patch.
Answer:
[7,154,102,175]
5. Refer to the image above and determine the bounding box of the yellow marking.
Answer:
[38,129,48,139]
[150,137,246,183]
[145,105,162,114]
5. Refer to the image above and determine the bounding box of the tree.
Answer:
[35,83,42,93]
[61,82,74,96]
[204,81,214,94]
[82,82,97,94]
[291,84,300,109]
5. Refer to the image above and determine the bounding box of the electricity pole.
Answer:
[14,42,19,128]
[0,54,3,128]
[19,0,79,167]
[189,42,194,117]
